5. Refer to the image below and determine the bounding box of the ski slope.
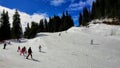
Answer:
[0,23,120,68]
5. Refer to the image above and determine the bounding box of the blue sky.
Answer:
[0,0,95,26]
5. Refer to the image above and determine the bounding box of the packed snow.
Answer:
[0,23,120,68]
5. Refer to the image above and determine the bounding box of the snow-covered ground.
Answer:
[0,23,120,68]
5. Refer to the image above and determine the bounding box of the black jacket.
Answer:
[28,48,32,54]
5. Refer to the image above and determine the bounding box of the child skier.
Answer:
[91,39,93,45]
[17,46,21,52]
[39,45,41,52]
[20,46,26,56]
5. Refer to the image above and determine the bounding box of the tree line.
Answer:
[0,10,74,41]
[24,11,74,39]
[78,0,120,26]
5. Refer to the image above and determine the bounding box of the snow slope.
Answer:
[0,24,120,68]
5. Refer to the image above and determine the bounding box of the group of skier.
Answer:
[2,40,42,60]
[17,46,33,59]
[17,45,42,59]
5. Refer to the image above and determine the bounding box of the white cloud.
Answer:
[0,5,49,31]
[68,0,95,11]
[31,13,48,22]
[86,0,95,5]
[50,0,66,6]
[68,1,86,11]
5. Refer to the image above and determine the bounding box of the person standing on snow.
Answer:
[17,46,21,52]
[91,39,93,45]
[3,43,7,49]
[20,46,26,56]
[39,45,42,52]
[26,47,33,59]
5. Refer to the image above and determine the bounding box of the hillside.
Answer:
[0,23,120,68]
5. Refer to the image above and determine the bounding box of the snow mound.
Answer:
[88,23,120,36]
[68,23,120,36]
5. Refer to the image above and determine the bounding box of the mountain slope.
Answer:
[0,24,120,68]
[0,5,48,31]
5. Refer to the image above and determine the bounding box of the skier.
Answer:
[39,45,41,52]
[3,43,7,49]
[17,46,21,52]
[59,33,61,36]
[20,46,26,56]
[91,39,93,45]
[26,47,33,59]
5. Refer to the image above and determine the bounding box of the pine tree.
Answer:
[52,15,61,32]
[38,19,44,32]
[66,11,74,28]
[60,11,74,31]
[82,7,90,26]
[79,13,83,26]
[0,10,11,41]
[24,23,30,38]
[91,2,96,19]
[91,0,120,20]
[28,21,38,38]
[59,12,66,31]
[44,19,48,32]
[48,17,55,32]
[47,17,52,32]
[12,9,23,40]
[24,22,38,39]
[47,11,74,32]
